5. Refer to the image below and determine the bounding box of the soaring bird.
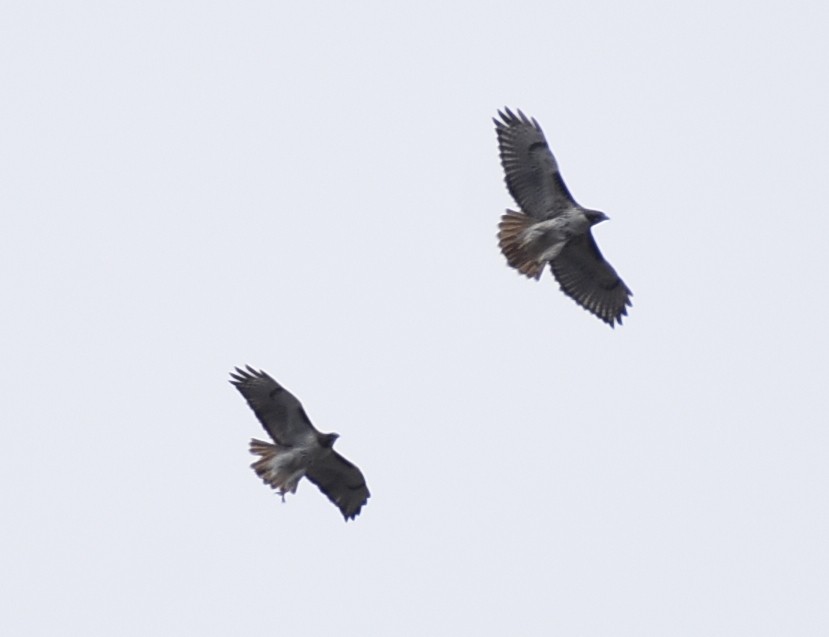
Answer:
[494,108,632,327]
[229,366,369,521]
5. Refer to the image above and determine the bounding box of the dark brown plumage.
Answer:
[494,108,632,326]
[230,366,369,521]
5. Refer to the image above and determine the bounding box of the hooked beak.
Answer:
[590,210,610,225]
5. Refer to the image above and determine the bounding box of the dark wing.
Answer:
[549,232,633,327]
[494,107,577,219]
[229,366,318,446]
[306,452,370,521]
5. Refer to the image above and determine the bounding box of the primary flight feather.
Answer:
[494,107,632,327]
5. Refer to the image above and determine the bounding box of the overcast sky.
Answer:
[2,2,828,635]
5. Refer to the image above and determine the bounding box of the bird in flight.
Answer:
[494,107,632,327]
[229,366,370,521]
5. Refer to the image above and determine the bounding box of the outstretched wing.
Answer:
[549,233,633,327]
[494,107,577,219]
[306,452,370,521]
[229,366,318,446]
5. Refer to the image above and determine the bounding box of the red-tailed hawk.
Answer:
[494,108,633,327]
[230,366,369,521]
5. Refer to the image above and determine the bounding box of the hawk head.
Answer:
[319,432,340,448]
[585,209,609,226]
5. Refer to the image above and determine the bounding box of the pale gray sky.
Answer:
[2,1,828,635]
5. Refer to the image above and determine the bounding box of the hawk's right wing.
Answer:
[229,366,318,446]
[494,107,577,219]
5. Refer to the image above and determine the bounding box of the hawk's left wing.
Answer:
[549,232,633,327]
[306,452,370,521]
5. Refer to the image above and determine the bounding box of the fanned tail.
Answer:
[497,210,545,280]
[249,438,302,497]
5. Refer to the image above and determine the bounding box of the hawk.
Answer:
[229,366,370,521]
[494,107,632,327]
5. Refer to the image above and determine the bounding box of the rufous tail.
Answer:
[249,438,299,496]
[497,210,544,280]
